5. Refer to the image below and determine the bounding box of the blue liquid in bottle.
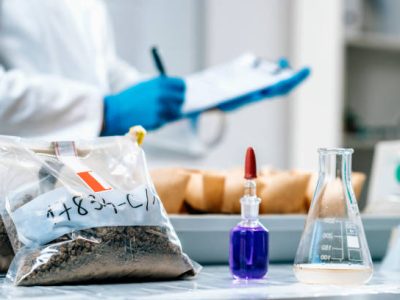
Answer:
[230,223,269,279]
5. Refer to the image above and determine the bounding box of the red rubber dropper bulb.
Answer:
[244,147,257,179]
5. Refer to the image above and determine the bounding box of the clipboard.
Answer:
[182,53,310,116]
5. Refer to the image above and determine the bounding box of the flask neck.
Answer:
[319,150,352,182]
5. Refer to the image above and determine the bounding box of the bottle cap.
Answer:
[244,147,257,179]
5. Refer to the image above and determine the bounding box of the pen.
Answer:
[151,46,166,76]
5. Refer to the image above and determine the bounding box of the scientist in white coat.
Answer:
[0,0,187,139]
[0,0,297,140]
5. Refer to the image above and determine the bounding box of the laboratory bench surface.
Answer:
[0,264,399,300]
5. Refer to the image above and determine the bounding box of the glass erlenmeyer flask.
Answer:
[294,148,373,285]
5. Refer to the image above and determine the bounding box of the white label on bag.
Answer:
[10,185,166,246]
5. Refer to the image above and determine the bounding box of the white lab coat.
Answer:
[0,0,141,139]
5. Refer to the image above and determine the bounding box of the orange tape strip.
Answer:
[77,171,111,193]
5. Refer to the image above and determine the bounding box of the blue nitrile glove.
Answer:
[217,59,310,112]
[101,76,185,135]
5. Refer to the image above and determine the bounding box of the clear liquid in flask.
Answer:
[294,263,373,285]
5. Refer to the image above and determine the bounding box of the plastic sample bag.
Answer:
[0,133,198,285]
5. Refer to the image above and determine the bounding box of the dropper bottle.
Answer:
[229,147,269,279]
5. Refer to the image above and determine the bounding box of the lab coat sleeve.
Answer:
[0,66,104,139]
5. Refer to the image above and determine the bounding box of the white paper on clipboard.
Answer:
[182,53,305,114]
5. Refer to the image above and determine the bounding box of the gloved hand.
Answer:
[101,76,185,135]
[217,59,310,112]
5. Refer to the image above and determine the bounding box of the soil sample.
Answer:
[0,220,13,272]
[11,226,196,286]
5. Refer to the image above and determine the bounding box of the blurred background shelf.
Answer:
[344,133,399,150]
[346,32,400,51]
[343,0,400,208]
[344,133,377,150]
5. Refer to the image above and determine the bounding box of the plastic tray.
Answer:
[170,215,400,264]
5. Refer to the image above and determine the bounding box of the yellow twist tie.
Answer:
[128,126,147,146]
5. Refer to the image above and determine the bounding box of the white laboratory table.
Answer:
[0,264,399,300]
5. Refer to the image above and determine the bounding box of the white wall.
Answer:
[289,0,344,171]
[200,0,291,169]
[105,0,203,75]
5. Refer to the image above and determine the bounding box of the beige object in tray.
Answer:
[260,166,280,177]
[151,168,191,214]
[185,170,225,213]
[305,172,366,217]
[221,169,266,214]
[352,172,367,201]
[305,172,366,207]
[259,171,311,214]
[221,169,243,214]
